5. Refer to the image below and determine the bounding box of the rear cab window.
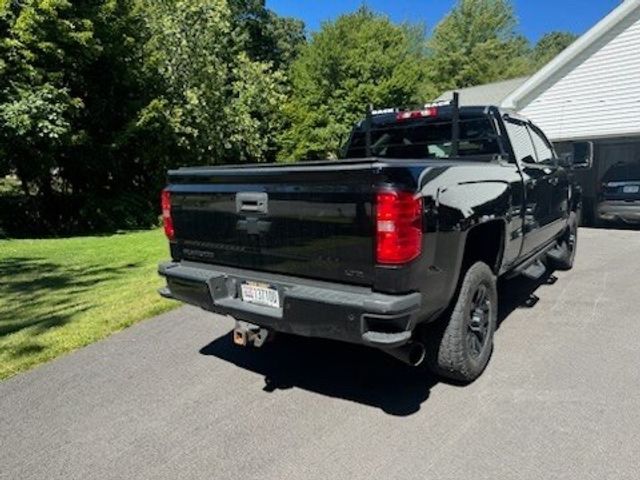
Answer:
[344,109,503,160]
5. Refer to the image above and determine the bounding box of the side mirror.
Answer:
[571,141,593,169]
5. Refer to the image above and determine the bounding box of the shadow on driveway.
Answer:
[199,270,556,416]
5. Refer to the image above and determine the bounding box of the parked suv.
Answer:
[598,162,640,224]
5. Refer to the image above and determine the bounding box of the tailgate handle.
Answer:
[236,192,268,214]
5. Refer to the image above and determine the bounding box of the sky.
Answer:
[265,0,622,43]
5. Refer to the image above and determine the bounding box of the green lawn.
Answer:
[0,229,177,380]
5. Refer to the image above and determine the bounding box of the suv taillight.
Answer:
[375,190,423,264]
[161,188,175,241]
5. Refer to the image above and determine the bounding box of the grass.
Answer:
[0,229,177,380]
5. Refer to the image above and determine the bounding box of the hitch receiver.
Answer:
[233,320,271,348]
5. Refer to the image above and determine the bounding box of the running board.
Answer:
[546,243,568,263]
[507,256,548,280]
[506,241,557,280]
[521,260,547,280]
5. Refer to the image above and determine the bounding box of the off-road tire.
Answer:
[426,261,498,382]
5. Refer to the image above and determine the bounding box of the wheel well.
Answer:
[461,221,505,274]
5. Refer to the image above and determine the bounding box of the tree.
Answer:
[140,0,290,165]
[532,31,577,68]
[0,0,163,233]
[0,0,577,236]
[427,0,532,93]
[0,0,303,235]
[0,0,99,198]
[278,8,430,161]
[228,0,305,71]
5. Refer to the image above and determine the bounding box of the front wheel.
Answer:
[426,261,498,382]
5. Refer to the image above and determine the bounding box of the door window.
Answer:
[528,125,555,164]
[504,119,536,163]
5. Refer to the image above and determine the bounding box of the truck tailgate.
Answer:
[167,161,379,286]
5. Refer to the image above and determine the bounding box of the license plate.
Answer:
[240,282,280,309]
[623,185,639,193]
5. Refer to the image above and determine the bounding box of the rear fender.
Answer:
[435,181,510,300]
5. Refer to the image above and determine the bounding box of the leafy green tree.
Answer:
[140,0,290,164]
[228,0,305,70]
[0,0,99,197]
[0,0,162,233]
[279,8,430,161]
[0,0,577,236]
[0,0,302,234]
[427,0,532,92]
[532,31,577,68]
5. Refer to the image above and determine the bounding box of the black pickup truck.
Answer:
[159,102,580,381]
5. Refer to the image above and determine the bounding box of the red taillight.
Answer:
[161,188,175,241]
[396,108,437,122]
[376,190,423,264]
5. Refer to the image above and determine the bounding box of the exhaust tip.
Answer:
[382,341,426,367]
[408,342,426,367]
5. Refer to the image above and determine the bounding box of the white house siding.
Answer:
[521,13,640,142]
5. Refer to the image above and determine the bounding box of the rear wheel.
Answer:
[426,261,498,382]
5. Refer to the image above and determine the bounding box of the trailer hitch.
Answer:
[233,320,271,348]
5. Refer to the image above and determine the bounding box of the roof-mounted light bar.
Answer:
[370,108,399,116]
[423,100,453,109]
[364,91,460,153]
[370,100,453,117]
[396,107,438,122]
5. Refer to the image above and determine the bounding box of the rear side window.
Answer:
[504,119,536,163]
[345,116,501,159]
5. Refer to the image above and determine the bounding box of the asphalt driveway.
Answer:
[1,228,639,479]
